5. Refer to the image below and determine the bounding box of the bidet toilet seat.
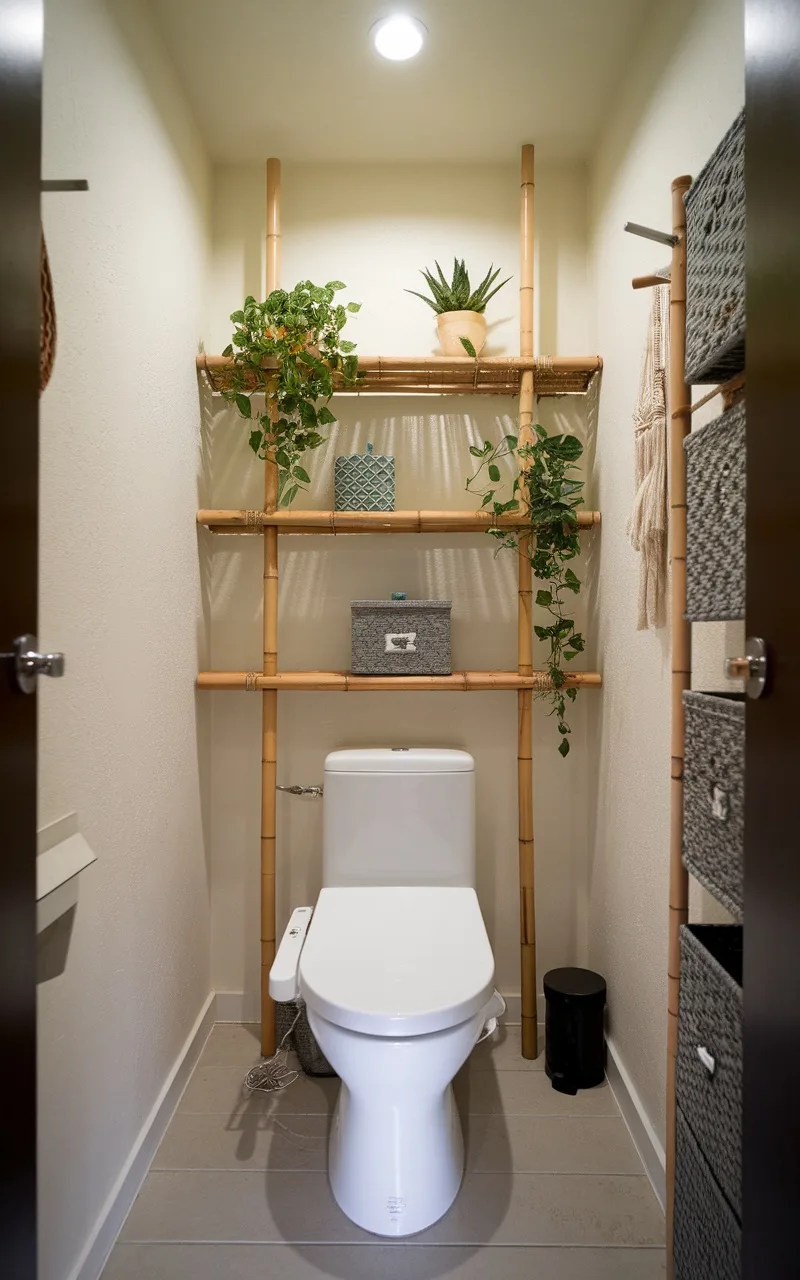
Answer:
[299,885,494,1037]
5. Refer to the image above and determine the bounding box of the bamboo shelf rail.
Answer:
[196,146,603,1065]
[197,670,603,692]
[666,174,693,1268]
[197,508,602,535]
[197,352,602,398]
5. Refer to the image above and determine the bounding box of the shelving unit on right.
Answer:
[658,109,746,1280]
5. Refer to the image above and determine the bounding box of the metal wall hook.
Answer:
[624,220,679,247]
[277,784,323,798]
[41,180,89,192]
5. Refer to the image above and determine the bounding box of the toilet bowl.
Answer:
[271,748,497,1237]
[300,885,494,1236]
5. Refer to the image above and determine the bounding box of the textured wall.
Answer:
[37,2,211,1277]
[587,0,744,1146]
[204,161,598,1005]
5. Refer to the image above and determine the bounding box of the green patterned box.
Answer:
[334,443,395,512]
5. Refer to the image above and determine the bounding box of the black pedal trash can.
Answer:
[544,967,606,1095]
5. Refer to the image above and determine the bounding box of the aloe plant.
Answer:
[406,258,511,316]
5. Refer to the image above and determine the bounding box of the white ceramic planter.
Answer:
[436,310,487,357]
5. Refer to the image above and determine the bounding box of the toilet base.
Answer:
[328,1079,464,1237]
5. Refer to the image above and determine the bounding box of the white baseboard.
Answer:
[68,992,216,1280]
[605,1036,666,1213]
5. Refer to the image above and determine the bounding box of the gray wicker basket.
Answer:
[275,1000,336,1077]
[676,924,742,1218]
[684,401,745,621]
[674,1107,741,1280]
[685,110,745,384]
[683,692,745,920]
[351,598,452,675]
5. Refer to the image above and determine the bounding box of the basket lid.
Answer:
[351,599,451,609]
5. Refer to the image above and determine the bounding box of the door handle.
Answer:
[10,634,65,694]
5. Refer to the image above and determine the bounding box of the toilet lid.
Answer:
[299,886,495,1037]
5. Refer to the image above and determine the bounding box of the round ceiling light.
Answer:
[371,14,427,61]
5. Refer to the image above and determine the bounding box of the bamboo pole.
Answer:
[197,353,602,375]
[198,509,602,533]
[518,143,537,1061]
[260,157,281,1058]
[666,174,692,1269]
[197,670,603,693]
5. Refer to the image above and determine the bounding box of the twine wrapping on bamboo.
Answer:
[628,284,670,630]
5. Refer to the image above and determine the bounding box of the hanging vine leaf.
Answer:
[466,425,586,754]
[219,280,361,505]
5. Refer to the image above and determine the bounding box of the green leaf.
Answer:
[294,466,310,484]
[339,340,357,353]
[488,464,501,482]
[536,590,552,606]
[460,336,477,358]
[469,445,485,457]
[221,344,233,357]
[558,722,570,734]
[248,429,262,454]
[558,738,570,758]
[533,625,549,639]
[346,302,361,312]
[480,491,494,508]
[327,280,346,291]
[317,405,336,426]
[563,650,579,661]
[234,393,252,418]
[566,688,578,701]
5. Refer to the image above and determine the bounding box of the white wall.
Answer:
[204,161,598,1007]
[38,2,211,1277]
[587,0,744,1146]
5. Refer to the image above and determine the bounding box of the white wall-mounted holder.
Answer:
[37,812,96,933]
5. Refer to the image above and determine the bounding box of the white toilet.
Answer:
[281,748,496,1237]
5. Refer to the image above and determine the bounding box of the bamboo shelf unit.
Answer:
[197,353,602,398]
[197,509,602,535]
[196,148,603,1062]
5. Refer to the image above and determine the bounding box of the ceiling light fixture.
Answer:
[371,14,427,61]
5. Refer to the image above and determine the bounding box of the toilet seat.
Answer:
[299,885,494,1038]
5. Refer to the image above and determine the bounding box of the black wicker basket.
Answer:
[674,1107,741,1280]
[676,925,742,1218]
[685,110,745,384]
[682,692,745,920]
[684,401,746,621]
[275,1000,337,1077]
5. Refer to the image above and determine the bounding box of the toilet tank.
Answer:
[323,748,475,887]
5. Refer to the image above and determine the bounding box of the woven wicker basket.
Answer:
[684,401,745,621]
[685,110,745,384]
[674,1107,741,1280]
[677,924,742,1218]
[275,1000,336,1077]
[351,599,452,675]
[683,692,744,920]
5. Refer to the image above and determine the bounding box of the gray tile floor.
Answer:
[102,1022,665,1279]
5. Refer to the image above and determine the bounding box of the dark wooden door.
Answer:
[0,0,41,1275]
[743,0,800,1275]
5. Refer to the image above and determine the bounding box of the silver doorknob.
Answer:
[13,634,65,694]
[724,636,767,699]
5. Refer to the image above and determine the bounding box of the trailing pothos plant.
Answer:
[466,425,586,755]
[220,280,361,506]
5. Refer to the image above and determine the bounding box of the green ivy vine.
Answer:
[466,425,586,755]
[220,281,361,506]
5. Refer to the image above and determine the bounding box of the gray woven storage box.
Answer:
[335,443,395,512]
[275,999,336,1077]
[676,924,742,1218]
[674,1107,741,1280]
[683,692,745,920]
[685,110,745,384]
[684,401,745,620]
[351,598,451,675]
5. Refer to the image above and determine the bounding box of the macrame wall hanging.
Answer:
[40,234,57,394]
[628,283,669,630]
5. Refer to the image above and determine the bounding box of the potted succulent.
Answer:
[406,258,511,357]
